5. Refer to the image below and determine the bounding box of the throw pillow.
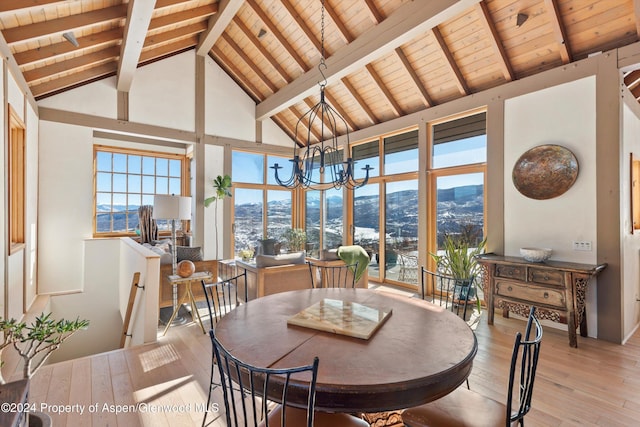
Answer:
[255,251,305,268]
[176,246,203,262]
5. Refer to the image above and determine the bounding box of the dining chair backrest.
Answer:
[420,267,474,320]
[307,260,359,288]
[508,306,543,425]
[201,270,247,330]
[209,328,319,427]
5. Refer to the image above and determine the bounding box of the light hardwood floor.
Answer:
[29,290,640,427]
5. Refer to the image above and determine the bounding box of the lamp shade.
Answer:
[152,195,192,220]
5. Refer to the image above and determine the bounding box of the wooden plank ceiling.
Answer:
[0,0,638,145]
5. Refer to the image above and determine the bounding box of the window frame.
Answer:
[231,149,299,256]
[347,127,420,285]
[92,145,188,237]
[426,110,488,271]
[8,105,26,254]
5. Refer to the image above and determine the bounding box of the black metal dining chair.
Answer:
[402,306,543,427]
[420,267,475,322]
[200,270,247,427]
[307,260,359,288]
[209,328,369,427]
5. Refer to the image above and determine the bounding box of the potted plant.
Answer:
[283,228,306,252]
[431,233,486,311]
[204,174,232,259]
[0,313,89,426]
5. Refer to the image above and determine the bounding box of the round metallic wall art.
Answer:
[512,144,579,200]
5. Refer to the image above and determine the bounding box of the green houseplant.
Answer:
[0,313,89,384]
[283,228,307,252]
[431,234,486,311]
[204,174,232,259]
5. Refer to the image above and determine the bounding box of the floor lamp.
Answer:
[152,194,192,275]
[153,195,192,325]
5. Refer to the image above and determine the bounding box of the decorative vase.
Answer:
[177,260,195,278]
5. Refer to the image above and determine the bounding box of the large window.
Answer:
[429,111,486,261]
[94,146,186,235]
[351,130,419,285]
[232,151,295,256]
[302,149,346,256]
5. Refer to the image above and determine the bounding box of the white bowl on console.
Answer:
[520,247,552,262]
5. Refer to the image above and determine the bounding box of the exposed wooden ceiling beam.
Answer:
[256,0,480,120]
[625,69,640,89]
[475,1,515,81]
[30,62,118,98]
[325,89,358,132]
[431,26,469,95]
[245,0,308,72]
[24,46,120,85]
[211,46,263,102]
[155,0,195,9]
[361,0,384,25]
[144,22,208,47]
[221,32,278,94]
[3,5,127,44]
[280,0,322,54]
[14,28,123,66]
[117,0,157,92]
[272,113,297,143]
[233,17,291,85]
[0,29,37,109]
[325,1,354,44]
[196,0,242,56]
[395,47,433,108]
[365,63,403,116]
[149,4,217,31]
[544,0,572,64]
[0,0,63,13]
[341,76,378,125]
[139,36,197,63]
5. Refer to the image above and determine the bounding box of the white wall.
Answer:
[203,144,225,260]
[0,60,6,317]
[621,99,640,340]
[504,77,599,334]
[38,121,94,294]
[47,238,122,363]
[25,103,39,310]
[204,55,255,141]
[130,53,195,131]
[5,64,39,320]
[37,76,117,117]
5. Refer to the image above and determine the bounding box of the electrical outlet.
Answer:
[572,241,592,251]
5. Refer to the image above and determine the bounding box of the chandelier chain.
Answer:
[319,0,327,87]
[269,0,372,190]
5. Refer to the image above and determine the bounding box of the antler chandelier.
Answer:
[271,0,372,190]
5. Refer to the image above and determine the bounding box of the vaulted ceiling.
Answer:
[1,0,638,145]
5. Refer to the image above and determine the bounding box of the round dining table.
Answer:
[214,287,477,413]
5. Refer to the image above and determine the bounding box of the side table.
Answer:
[163,271,213,336]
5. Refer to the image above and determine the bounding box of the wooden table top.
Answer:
[214,288,477,413]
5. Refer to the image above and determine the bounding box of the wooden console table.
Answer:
[477,254,606,348]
